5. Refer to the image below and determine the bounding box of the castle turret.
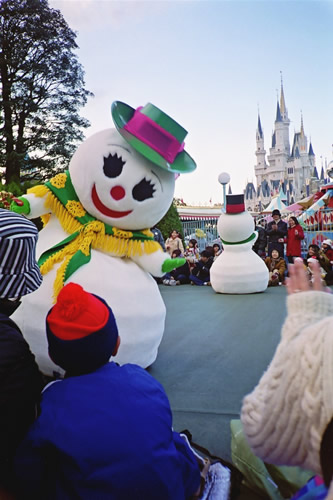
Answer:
[255,114,266,185]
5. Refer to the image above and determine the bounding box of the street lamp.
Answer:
[218,172,231,213]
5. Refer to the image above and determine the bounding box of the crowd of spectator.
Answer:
[158,214,333,289]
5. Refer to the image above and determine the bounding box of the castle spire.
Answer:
[300,112,305,138]
[280,72,286,115]
[257,113,263,138]
[275,100,282,122]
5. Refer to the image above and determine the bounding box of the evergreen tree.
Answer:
[157,200,184,242]
[0,0,93,183]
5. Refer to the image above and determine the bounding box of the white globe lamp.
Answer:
[218,172,231,212]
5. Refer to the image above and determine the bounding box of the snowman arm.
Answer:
[132,250,171,277]
[10,193,49,219]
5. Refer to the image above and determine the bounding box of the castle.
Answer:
[244,81,326,212]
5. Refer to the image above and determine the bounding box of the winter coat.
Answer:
[253,226,267,255]
[0,301,43,487]
[266,219,288,244]
[286,225,304,257]
[170,261,190,281]
[264,256,287,281]
[165,237,184,256]
[191,258,213,282]
[15,362,200,500]
[322,247,333,264]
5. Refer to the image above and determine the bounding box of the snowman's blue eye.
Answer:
[132,178,156,202]
[103,153,125,178]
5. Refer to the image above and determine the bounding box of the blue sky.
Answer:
[49,0,333,205]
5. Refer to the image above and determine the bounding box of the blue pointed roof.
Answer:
[295,146,300,158]
[271,179,280,191]
[308,142,315,156]
[261,179,270,197]
[228,185,232,194]
[312,167,319,179]
[245,182,256,200]
[275,101,282,122]
[320,166,325,180]
[257,115,263,138]
[272,131,276,147]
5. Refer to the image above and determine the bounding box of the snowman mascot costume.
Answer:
[210,194,269,294]
[11,101,196,376]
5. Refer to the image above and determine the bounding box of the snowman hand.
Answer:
[162,257,186,273]
[10,197,31,215]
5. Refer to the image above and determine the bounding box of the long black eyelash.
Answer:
[132,178,156,202]
[103,153,126,178]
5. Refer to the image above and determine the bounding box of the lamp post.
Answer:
[218,172,231,213]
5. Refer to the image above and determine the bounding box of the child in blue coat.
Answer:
[14,283,200,500]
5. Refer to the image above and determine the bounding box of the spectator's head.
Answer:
[272,209,281,221]
[172,249,182,259]
[46,283,120,375]
[288,216,298,228]
[308,244,320,257]
[213,243,221,254]
[0,209,42,299]
[322,239,332,251]
[270,248,280,260]
[205,246,214,257]
[200,250,211,263]
[188,239,197,249]
[169,230,179,239]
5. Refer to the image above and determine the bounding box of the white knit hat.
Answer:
[323,239,332,247]
[241,291,333,477]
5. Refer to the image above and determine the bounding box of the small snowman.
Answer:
[210,194,269,294]
[11,101,196,375]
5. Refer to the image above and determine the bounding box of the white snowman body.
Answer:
[13,129,176,376]
[211,210,269,294]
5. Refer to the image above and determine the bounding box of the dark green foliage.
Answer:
[3,179,39,196]
[157,200,184,241]
[0,0,93,184]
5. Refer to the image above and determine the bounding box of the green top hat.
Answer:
[111,101,196,174]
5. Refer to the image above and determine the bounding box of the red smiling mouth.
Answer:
[91,184,133,218]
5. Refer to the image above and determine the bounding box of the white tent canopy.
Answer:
[262,196,288,214]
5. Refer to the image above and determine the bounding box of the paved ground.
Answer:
[149,283,288,464]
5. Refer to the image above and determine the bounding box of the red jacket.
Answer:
[323,248,333,263]
[286,225,304,257]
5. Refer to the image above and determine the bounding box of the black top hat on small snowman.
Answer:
[225,194,245,214]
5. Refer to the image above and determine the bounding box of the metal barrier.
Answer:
[181,218,220,251]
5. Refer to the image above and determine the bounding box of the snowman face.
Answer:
[218,211,254,243]
[69,129,175,230]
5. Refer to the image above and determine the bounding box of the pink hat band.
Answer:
[124,107,185,163]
